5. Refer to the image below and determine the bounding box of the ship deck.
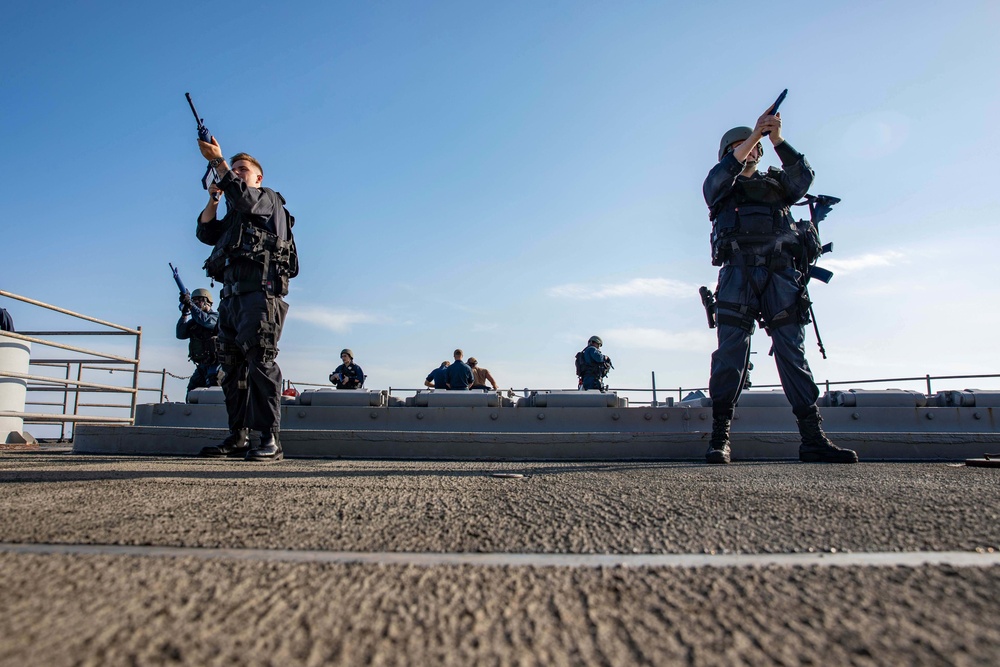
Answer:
[0,449,998,664]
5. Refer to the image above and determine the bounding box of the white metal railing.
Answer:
[0,290,143,440]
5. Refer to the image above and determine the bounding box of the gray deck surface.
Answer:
[1,450,998,665]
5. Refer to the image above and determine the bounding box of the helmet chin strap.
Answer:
[745,142,764,168]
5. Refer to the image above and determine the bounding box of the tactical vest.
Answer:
[187,331,217,364]
[337,364,363,388]
[575,349,610,378]
[709,168,803,267]
[204,192,299,296]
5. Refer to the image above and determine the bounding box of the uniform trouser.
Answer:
[186,362,221,392]
[709,264,819,420]
[217,291,288,433]
[582,376,604,391]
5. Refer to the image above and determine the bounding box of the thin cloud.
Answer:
[548,278,697,300]
[819,251,905,275]
[288,305,386,332]
[605,327,715,352]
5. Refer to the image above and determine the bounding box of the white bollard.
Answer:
[0,338,31,443]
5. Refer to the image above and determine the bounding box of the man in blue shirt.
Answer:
[330,349,365,389]
[446,349,474,390]
[424,361,450,389]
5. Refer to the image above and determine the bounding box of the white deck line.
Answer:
[1,542,999,569]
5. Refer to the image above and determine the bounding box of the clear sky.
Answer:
[3,0,999,405]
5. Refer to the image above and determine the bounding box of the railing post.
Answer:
[72,363,83,440]
[651,371,657,408]
[159,368,167,404]
[130,326,141,424]
[926,374,932,396]
[60,362,70,441]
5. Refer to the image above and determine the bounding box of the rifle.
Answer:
[699,286,717,329]
[185,93,220,201]
[169,263,190,312]
[762,88,787,137]
[793,193,841,358]
[795,194,841,284]
[805,193,840,223]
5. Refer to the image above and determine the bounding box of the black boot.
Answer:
[246,430,283,461]
[706,416,731,464]
[798,413,857,463]
[199,429,250,457]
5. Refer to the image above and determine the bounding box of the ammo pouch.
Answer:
[589,360,612,379]
[733,205,775,235]
[711,206,802,267]
[188,335,217,364]
[203,239,231,283]
[799,219,823,268]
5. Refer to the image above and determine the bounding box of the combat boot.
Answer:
[797,413,858,463]
[705,416,731,464]
[246,430,283,462]
[199,429,250,458]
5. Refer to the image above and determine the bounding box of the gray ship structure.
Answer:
[73,385,1000,460]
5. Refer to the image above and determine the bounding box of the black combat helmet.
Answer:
[718,126,756,161]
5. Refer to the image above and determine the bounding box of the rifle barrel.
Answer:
[185,93,202,124]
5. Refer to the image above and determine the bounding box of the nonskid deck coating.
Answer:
[2,455,999,666]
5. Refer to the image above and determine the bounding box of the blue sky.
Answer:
[3,0,999,404]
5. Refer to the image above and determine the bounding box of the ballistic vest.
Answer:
[204,190,299,296]
[576,348,610,378]
[187,329,217,364]
[709,168,802,267]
